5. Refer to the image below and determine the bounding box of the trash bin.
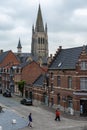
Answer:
[70,108,74,115]
[12,119,16,124]
[0,126,2,130]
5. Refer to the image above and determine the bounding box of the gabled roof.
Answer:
[33,74,45,87]
[49,46,84,70]
[0,51,9,63]
[0,50,20,65]
[35,4,44,32]
[15,52,48,64]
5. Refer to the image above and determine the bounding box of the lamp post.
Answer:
[46,73,50,106]
[10,66,14,93]
[62,96,67,113]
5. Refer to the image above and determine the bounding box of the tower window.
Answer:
[43,38,44,44]
[38,37,40,44]
[41,38,43,44]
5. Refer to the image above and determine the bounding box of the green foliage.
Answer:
[18,80,26,97]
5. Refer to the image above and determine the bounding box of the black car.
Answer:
[0,87,2,94]
[20,98,32,105]
[3,89,11,97]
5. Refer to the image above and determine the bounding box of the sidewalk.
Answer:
[12,95,87,121]
[39,104,87,121]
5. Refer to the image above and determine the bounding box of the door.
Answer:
[80,99,87,116]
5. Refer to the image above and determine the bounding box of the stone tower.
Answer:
[31,4,48,60]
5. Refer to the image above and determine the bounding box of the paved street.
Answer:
[0,95,87,130]
[17,105,87,130]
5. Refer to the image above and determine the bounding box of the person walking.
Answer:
[28,113,32,127]
[55,108,61,121]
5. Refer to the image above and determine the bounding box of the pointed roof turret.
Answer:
[17,38,22,53]
[35,4,44,32]
[17,38,22,49]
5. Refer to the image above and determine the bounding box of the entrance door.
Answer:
[29,91,32,99]
[80,99,87,116]
[45,95,48,106]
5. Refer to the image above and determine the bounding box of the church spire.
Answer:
[17,38,22,54]
[35,4,44,32]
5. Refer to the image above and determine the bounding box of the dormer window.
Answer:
[80,61,87,70]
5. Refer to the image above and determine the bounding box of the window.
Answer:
[51,72,54,79]
[67,96,73,108]
[41,38,43,44]
[57,76,61,86]
[51,83,53,91]
[80,77,87,90]
[80,61,87,70]
[38,37,40,44]
[68,76,72,88]
[43,38,44,44]
[16,68,19,73]
[57,93,60,104]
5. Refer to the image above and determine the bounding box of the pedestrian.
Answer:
[55,108,61,121]
[28,113,32,127]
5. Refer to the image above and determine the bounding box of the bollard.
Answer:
[0,126,2,130]
[12,119,16,124]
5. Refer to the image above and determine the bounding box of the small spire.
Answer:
[17,38,22,49]
[35,4,44,32]
[17,38,22,53]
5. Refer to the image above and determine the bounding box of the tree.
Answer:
[18,80,26,97]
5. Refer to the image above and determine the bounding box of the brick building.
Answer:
[48,45,87,116]
[0,50,20,92]
[32,45,87,116]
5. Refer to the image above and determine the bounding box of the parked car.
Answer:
[3,89,11,97]
[20,98,32,105]
[0,88,2,94]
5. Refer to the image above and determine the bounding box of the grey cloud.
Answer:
[0,0,87,54]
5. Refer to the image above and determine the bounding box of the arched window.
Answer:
[38,37,40,44]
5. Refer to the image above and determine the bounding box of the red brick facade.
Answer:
[30,47,87,116]
[21,61,46,85]
[0,51,20,67]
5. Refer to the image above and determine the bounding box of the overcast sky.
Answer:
[0,0,87,55]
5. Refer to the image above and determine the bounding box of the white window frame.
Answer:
[80,77,87,90]
[80,61,87,70]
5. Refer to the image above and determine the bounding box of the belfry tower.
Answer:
[31,4,48,61]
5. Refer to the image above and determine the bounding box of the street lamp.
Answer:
[46,73,50,106]
[10,66,14,93]
[62,96,67,113]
